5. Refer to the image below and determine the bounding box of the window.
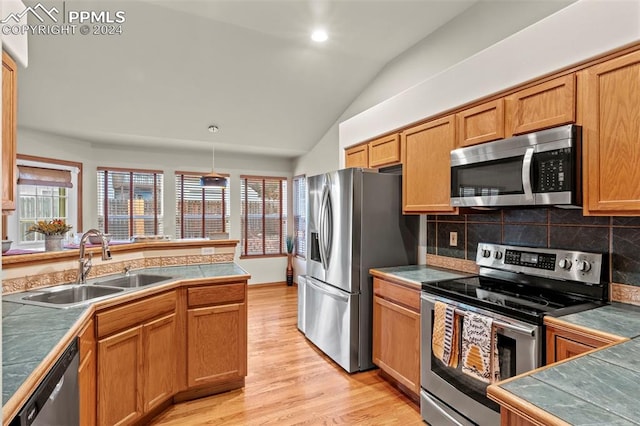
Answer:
[9,155,81,248]
[240,176,287,257]
[293,175,306,258]
[175,172,230,239]
[97,168,163,240]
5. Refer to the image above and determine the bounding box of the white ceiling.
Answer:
[17,0,478,158]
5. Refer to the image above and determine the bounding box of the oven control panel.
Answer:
[476,243,603,284]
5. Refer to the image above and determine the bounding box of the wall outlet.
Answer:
[449,232,458,247]
[201,247,215,255]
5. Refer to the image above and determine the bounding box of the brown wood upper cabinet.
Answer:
[457,99,505,147]
[372,278,420,398]
[2,50,17,213]
[505,74,576,137]
[344,144,368,169]
[581,50,640,215]
[401,115,458,214]
[368,133,401,168]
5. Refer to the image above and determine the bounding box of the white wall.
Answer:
[339,0,640,152]
[17,127,294,285]
[295,0,576,174]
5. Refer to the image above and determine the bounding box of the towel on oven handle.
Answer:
[432,301,459,367]
[461,312,500,383]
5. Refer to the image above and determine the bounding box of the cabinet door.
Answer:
[582,50,640,214]
[401,115,457,214]
[506,74,576,136]
[344,144,368,169]
[2,51,17,212]
[457,99,505,147]
[78,319,96,426]
[553,336,594,362]
[143,313,176,412]
[187,303,247,387]
[368,134,401,168]
[97,326,143,426]
[372,295,420,394]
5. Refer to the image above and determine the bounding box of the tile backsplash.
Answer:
[427,208,640,287]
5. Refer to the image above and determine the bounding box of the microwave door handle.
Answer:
[522,147,535,202]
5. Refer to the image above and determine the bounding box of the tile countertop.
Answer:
[2,262,249,407]
[493,303,640,425]
[369,264,474,288]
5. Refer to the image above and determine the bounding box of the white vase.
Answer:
[44,235,64,252]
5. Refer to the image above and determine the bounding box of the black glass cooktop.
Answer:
[422,276,603,324]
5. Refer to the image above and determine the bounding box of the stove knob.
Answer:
[578,260,592,272]
[494,251,503,260]
[481,249,491,258]
[558,258,572,270]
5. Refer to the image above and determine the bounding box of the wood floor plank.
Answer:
[150,285,423,425]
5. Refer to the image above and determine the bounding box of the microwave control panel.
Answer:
[535,148,573,192]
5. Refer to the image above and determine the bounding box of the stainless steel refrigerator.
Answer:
[303,168,418,373]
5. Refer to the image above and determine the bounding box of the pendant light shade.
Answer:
[201,145,227,187]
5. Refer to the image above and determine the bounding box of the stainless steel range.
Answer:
[420,243,608,425]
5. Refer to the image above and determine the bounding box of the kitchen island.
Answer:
[2,258,250,426]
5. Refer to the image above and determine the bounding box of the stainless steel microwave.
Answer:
[450,124,581,207]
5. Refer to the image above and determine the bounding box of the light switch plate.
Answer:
[449,232,458,247]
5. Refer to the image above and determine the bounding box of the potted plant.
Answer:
[26,219,72,252]
[286,235,295,286]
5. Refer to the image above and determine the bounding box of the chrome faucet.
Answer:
[77,229,112,284]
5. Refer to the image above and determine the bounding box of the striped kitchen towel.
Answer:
[432,301,459,367]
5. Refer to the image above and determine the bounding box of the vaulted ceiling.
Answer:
[17,0,478,158]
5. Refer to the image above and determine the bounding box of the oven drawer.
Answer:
[420,390,475,426]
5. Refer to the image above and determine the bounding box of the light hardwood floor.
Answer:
[150,284,423,425]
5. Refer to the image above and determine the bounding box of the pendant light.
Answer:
[201,126,227,187]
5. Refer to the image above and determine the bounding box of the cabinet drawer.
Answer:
[187,283,245,308]
[373,278,420,312]
[97,291,176,338]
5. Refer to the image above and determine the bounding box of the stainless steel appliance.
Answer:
[11,338,79,426]
[420,243,607,425]
[297,274,307,333]
[304,168,418,373]
[450,124,581,207]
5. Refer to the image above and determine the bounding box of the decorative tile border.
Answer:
[611,282,640,306]
[426,254,479,274]
[2,252,237,294]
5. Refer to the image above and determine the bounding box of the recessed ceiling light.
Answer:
[208,125,219,133]
[311,29,328,43]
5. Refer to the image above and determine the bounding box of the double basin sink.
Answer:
[5,274,175,309]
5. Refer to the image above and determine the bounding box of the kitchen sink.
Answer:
[15,285,125,308]
[93,274,174,288]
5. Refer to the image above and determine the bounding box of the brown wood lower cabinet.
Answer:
[186,282,247,388]
[372,277,420,399]
[78,318,96,426]
[544,317,626,364]
[96,291,177,426]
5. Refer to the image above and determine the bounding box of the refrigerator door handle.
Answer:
[318,185,329,270]
[323,187,333,267]
[306,277,350,302]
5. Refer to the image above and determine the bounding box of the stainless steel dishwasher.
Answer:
[10,338,79,426]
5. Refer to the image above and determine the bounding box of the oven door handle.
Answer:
[422,294,536,337]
